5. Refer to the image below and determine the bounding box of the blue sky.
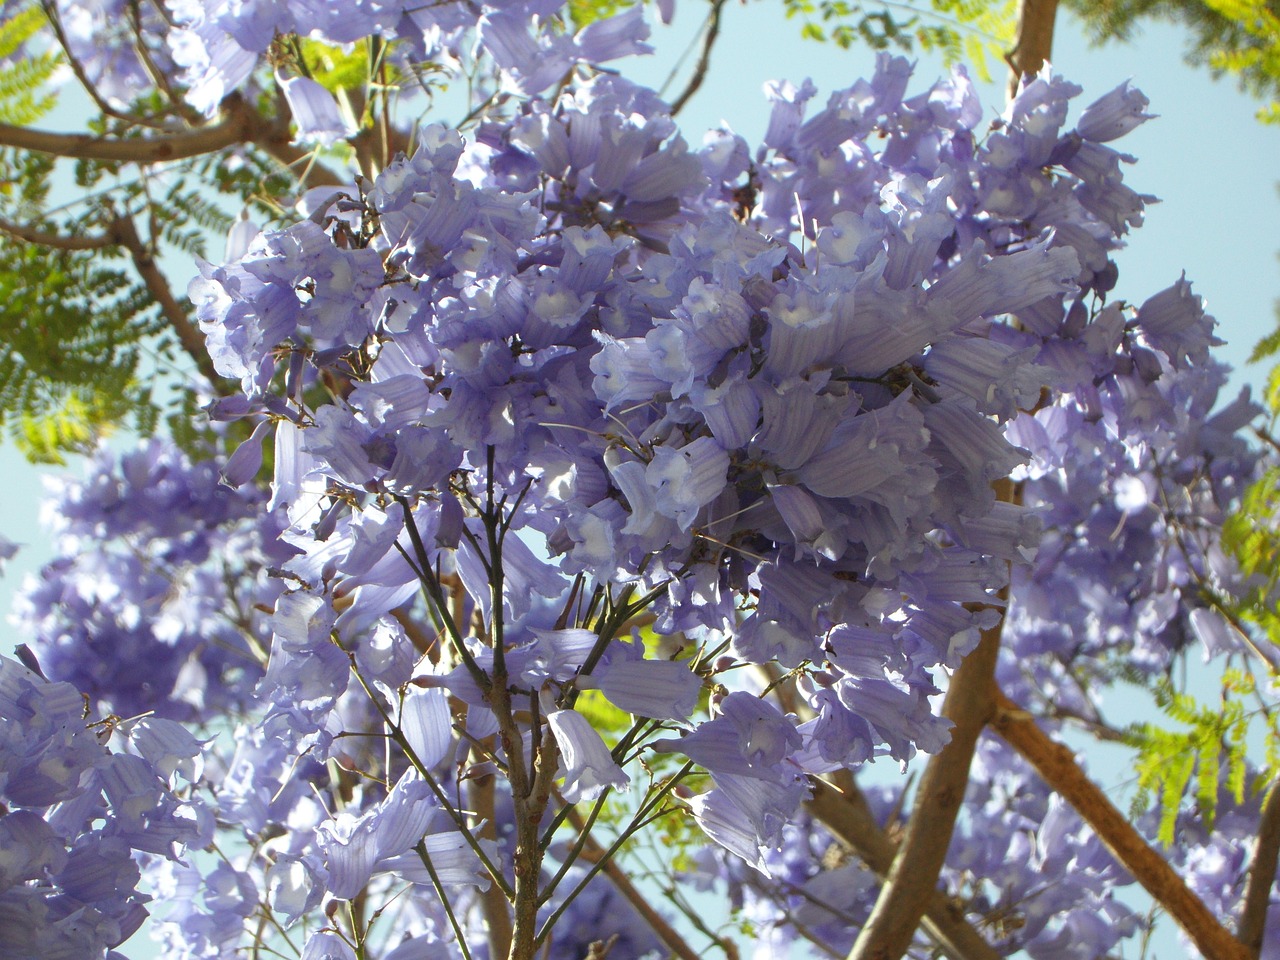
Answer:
[1,5,1277,956]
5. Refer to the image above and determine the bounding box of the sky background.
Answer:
[1,2,1277,956]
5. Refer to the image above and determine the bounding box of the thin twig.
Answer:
[669,0,728,116]
[346,658,514,899]
[561,803,703,960]
[534,763,694,952]
[38,0,160,128]
[126,0,199,122]
[413,838,475,960]
[992,691,1252,960]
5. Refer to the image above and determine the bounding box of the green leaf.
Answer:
[0,152,165,461]
[574,689,634,736]
[567,0,633,28]
[300,38,372,94]
[0,4,62,126]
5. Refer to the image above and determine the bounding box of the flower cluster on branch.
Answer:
[3,1,1278,958]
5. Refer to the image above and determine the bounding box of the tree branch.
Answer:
[846,615,1003,960]
[0,95,346,188]
[1,212,230,393]
[1239,775,1280,956]
[0,216,112,249]
[562,804,703,960]
[670,0,728,116]
[807,774,1002,960]
[109,214,226,392]
[0,100,255,163]
[1005,0,1059,98]
[991,692,1252,960]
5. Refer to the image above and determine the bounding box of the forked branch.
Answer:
[1005,0,1059,97]
[992,692,1251,960]
[807,774,1001,960]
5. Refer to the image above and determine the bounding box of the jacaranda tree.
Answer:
[2,2,1278,959]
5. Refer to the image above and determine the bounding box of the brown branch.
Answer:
[0,98,256,163]
[0,94,346,188]
[0,216,113,250]
[563,805,703,960]
[807,774,1002,960]
[108,214,227,392]
[992,692,1252,960]
[846,616,1003,960]
[1005,0,1059,98]
[1239,776,1280,956]
[470,767,515,960]
[1,212,230,393]
[669,0,727,117]
[1039,704,1131,744]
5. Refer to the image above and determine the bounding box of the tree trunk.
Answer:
[1006,0,1060,97]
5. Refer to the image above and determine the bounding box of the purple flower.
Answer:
[278,73,353,145]
[646,437,731,531]
[0,656,206,957]
[588,643,702,720]
[1076,80,1155,142]
[546,708,630,802]
[655,692,801,779]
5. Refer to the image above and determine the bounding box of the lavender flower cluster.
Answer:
[0,654,206,959]
[10,439,284,722]
[177,40,1268,955]
[1000,320,1263,715]
[9,0,1273,951]
[44,0,658,130]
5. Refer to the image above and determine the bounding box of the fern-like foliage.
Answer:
[0,146,164,463]
[1127,673,1254,845]
[0,2,61,126]
[0,240,162,464]
[1066,0,1280,123]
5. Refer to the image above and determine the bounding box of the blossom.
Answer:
[0,655,206,957]
[278,73,354,145]
[1076,80,1155,142]
[546,709,630,802]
